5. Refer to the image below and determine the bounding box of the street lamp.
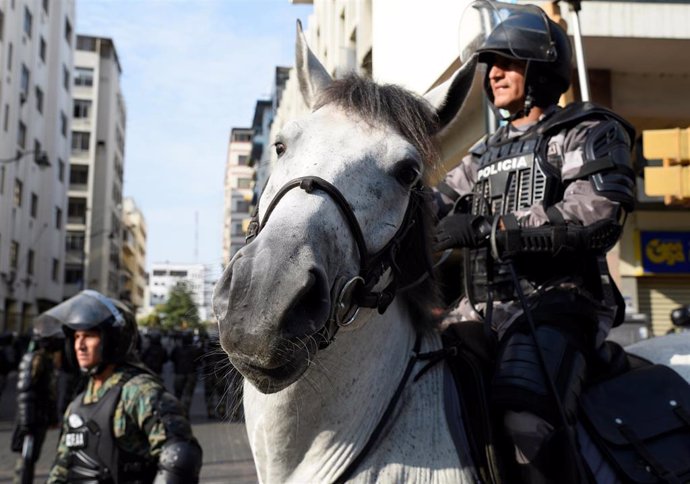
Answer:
[0,149,51,168]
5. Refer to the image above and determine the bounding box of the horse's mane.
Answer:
[314,75,442,332]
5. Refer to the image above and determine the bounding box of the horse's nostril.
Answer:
[282,269,330,336]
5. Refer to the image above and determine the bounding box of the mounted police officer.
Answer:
[11,313,64,484]
[434,1,635,482]
[46,290,202,484]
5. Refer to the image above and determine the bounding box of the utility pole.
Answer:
[561,0,590,101]
[195,211,199,263]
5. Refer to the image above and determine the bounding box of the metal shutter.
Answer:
[637,277,690,336]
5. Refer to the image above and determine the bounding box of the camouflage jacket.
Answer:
[47,365,197,483]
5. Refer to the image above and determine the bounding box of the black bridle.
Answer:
[246,175,420,348]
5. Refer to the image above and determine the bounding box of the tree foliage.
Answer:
[160,282,201,330]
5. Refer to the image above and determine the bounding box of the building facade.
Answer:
[0,0,76,332]
[221,127,254,267]
[121,197,147,314]
[64,35,126,301]
[273,0,690,335]
[148,262,210,321]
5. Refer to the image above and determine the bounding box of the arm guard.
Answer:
[491,216,622,260]
[576,120,636,213]
[16,352,37,430]
[153,439,203,484]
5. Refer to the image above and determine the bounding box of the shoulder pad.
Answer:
[538,102,636,142]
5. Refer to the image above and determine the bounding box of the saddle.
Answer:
[442,321,690,484]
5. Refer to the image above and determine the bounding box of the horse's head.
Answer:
[213,21,476,393]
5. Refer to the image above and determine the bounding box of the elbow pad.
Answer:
[492,218,622,260]
[154,439,202,484]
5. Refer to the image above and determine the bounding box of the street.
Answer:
[0,362,258,483]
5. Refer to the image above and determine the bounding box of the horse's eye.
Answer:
[394,161,421,187]
[274,142,286,157]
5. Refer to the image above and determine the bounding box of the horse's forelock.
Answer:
[314,75,440,169]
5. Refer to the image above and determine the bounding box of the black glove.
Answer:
[433,213,491,251]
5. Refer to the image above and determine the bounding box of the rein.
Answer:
[246,175,420,347]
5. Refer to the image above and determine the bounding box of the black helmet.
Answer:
[43,290,139,372]
[460,0,572,109]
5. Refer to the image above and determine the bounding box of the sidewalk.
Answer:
[0,363,258,483]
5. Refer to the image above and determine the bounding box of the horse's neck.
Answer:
[243,301,439,483]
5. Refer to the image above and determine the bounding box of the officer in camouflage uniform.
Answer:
[11,314,64,484]
[434,2,635,482]
[46,290,202,484]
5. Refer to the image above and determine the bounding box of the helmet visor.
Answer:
[459,0,556,64]
[32,313,65,339]
[42,290,125,331]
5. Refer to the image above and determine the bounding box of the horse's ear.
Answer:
[295,20,333,109]
[424,55,478,132]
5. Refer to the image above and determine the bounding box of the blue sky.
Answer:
[75,0,313,277]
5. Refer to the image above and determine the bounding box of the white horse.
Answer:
[213,22,479,483]
[212,21,690,484]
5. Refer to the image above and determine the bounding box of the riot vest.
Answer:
[64,374,157,483]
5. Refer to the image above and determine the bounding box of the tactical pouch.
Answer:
[580,364,690,483]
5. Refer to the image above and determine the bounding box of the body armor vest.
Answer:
[467,122,572,304]
[65,374,156,484]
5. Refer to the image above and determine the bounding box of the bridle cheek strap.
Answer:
[246,176,419,347]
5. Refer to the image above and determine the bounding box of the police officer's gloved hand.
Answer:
[433,213,492,251]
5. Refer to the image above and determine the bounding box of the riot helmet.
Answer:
[459,0,572,113]
[31,313,65,352]
[43,290,139,373]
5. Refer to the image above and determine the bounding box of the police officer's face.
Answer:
[488,55,527,114]
[74,329,102,369]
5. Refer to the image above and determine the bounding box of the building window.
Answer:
[235,200,250,213]
[10,241,19,269]
[20,64,30,100]
[66,232,85,250]
[60,111,67,137]
[39,36,46,62]
[73,99,91,119]
[67,198,87,224]
[74,67,93,87]
[0,9,4,41]
[3,104,8,131]
[237,177,252,189]
[63,64,69,90]
[23,6,32,38]
[34,139,41,161]
[69,164,88,186]
[42,0,48,15]
[237,155,249,166]
[0,166,4,194]
[65,18,72,44]
[30,193,38,218]
[52,258,59,282]
[17,121,26,148]
[27,250,34,275]
[76,36,97,51]
[58,159,65,182]
[55,207,62,229]
[64,265,83,284]
[13,179,22,207]
[7,42,12,71]
[35,86,43,114]
[71,131,90,153]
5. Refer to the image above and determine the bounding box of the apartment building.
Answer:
[274,0,690,334]
[148,262,210,321]
[0,0,75,333]
[221,127,254,267]
[64,35,126,301]
[121,197,147,314]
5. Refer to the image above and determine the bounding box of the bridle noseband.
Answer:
[246,176,419,348]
